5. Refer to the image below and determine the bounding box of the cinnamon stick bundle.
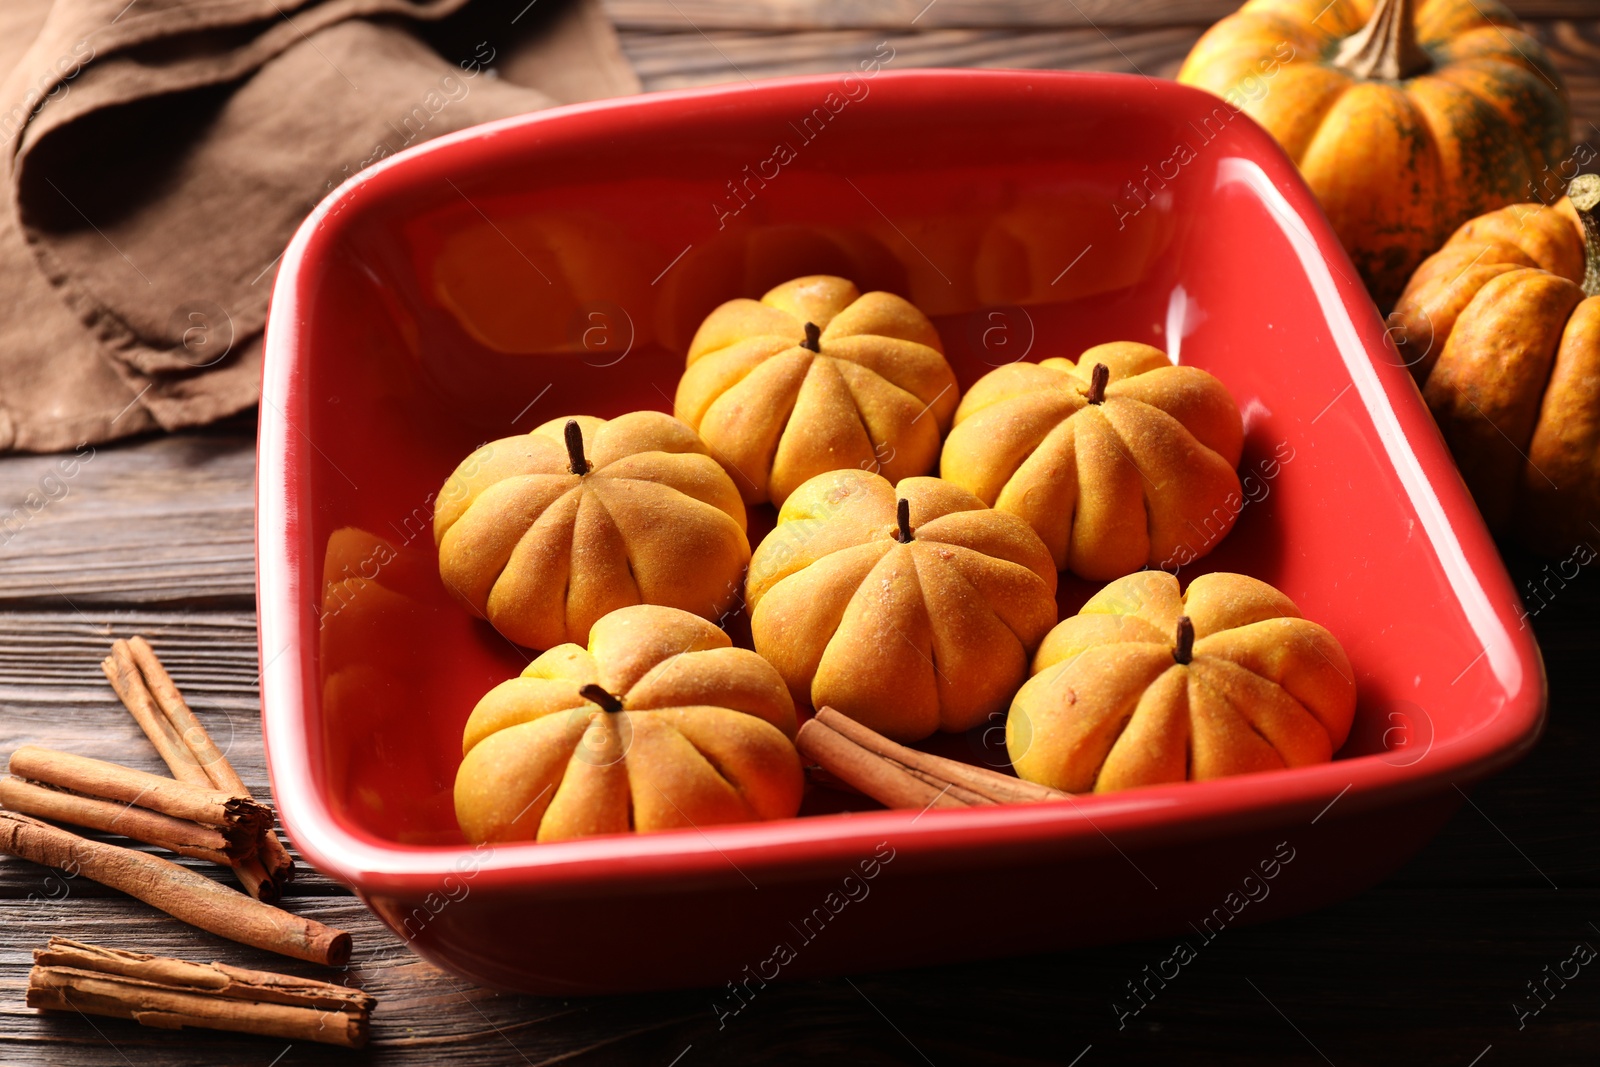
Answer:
[0,811,349,966]
[103,637,295,900]
[797,707,1070,811]
[8,746,270,835]
[29,938,373,1048]
[0,778,246,866]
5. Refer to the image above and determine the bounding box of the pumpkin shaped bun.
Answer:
[1392,175,1600,553]
[1009,571,1356,795]
[1178,0,1569,305]
[746,468,1058,743]
[941,342,1244,581]
[455,605,802,843]
[434,411,749,650]
[674,275,960,506]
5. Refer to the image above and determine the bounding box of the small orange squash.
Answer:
[1391,175,1600,552]
[940,342,1244,580]
[455,605,802,843]
[1178,0,1570,306]
[674,275,960,507]
[1008,571,1356,794]
[746,468,1058,742]
[433,412,749,650]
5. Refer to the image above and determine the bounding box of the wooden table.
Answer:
[3,2,1599,1063]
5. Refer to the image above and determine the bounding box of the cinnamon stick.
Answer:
[0,812,349,966]
[102,644,204,787]
[795,719,967,812]
[8,746,269,834]
[29,938,372,1048]
[106,638,294,899]
[814,708,1069,805]
[127,637,295,888]
[886,761,993,807]
[0,778,247,866]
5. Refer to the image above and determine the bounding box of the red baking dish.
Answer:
[258,68,1546,995]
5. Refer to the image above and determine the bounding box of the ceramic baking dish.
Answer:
[258,68,1546,994]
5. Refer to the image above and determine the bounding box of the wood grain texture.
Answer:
[592,885,1600,1066]
[0,887,1594,1063]
[0,430,254,610]
[605,0,1600,31]
[619,19,1600,152]
[0,611,333,896]
[0,897,707,1065]
[619,25,1202,90]
[1534,18,1600,146]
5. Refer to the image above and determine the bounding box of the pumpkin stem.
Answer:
[1568,174,1600,298]
[564,419,589,475]
[1173,616,1195,666]
[1085,363,1110,405]
[894,497,913,543]
[801,322,822,353]
[1332,0,1430,81]
[578,683,623,713]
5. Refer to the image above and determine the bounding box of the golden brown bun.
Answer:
[674,275,959,506]
[747,468,1058,742]
[434,411,749,650]
[455,605,801,843]
[1009,571,1356,794]
[941,342,1244,580]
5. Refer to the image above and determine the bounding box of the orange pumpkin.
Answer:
[433,412,749,649]
[455,605,802,843]
[1178,0,1570,306]
[1391,175,1600,552]
[1008,571,1356,794]
[746,468,1058,742]
[674,275,960,507]
[940,342,1244,580]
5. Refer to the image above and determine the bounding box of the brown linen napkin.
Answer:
[0,0,638,452]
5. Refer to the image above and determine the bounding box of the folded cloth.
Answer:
[0,0,638,452]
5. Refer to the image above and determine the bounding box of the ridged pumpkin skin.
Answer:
[1391,183,1600,551]
[940,342,1244,580]
[746,469,1058,742]
[433,411,749,650]
[1008,572,1356,795]
[674,275,960,507]
[1178,0,1569,306]
[455,605,802,844]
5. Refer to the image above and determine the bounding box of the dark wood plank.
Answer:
[0,610,338,895]
[1381,547,1600,891]
[0,896,706,1065]
[0,610,262,779]
[593,884,1600,1066]
[605,0,1600,31]
[0,431,254,610]
[619,24,1203,91]
[1535,18,1600,146]
[621,20,1600,151]
[2,883,1595,1064]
